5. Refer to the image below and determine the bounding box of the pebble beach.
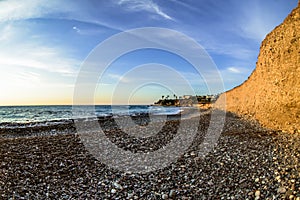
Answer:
[0,110,299,199]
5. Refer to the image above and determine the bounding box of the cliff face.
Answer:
[216,3,300,133]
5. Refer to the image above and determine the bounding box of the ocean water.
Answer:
[0,105,182,127]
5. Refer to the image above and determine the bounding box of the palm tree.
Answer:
[162,95,164,100]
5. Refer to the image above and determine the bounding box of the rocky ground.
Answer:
[0,111,299,199]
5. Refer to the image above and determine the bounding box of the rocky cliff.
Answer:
[216,2,300,133]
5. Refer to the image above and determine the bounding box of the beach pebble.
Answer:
[289,195,294,199]
[255,190,260,198]
[162,193,168,199]
[169,189,176,198]
[111,189,116,194]
[113,182,123,190]
[1,110,300,199]
[277,186,286,194]
[127,193,134,198]
[286,190,293,197]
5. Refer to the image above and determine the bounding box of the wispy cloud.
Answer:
[167,0,199,13]
[0,0,120,32]
[203,41,257,60]
[234,1,294,42]
[0,43,79,76]
[0,0,41,21]
[108,73,130,83]
[0,1,82,77]
[117,0,174,20]
[0,24,13,41]
[0,0,74,22]
[227,67,241,74]
[12,71,41,86]
[72,25,111,36]
[237,7,273,41]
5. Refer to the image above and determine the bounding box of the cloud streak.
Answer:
[233,0,297,42]
[0,0,121,32]
[117,0,174,20]
[0,42,79,76]
[0,0,73,22]
[227,67,241,74]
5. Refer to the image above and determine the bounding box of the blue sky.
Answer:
[0,0,297,105]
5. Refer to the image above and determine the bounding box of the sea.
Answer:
[0,105,182,129]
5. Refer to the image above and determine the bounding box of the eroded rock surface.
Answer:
[216,2,300,133]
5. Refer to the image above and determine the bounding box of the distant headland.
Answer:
[153,94,219,108]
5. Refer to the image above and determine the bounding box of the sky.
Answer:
[0,0,298,105]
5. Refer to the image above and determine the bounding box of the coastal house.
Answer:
[183,95,192,99]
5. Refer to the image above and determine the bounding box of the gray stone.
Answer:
[162,194,168,200]
[111,189,116,194]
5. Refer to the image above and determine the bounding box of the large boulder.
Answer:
[216,2,300,133]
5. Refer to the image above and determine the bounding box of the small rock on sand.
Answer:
[277,186,286,194]
[111,189,116,194]
[255,190,260,198]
